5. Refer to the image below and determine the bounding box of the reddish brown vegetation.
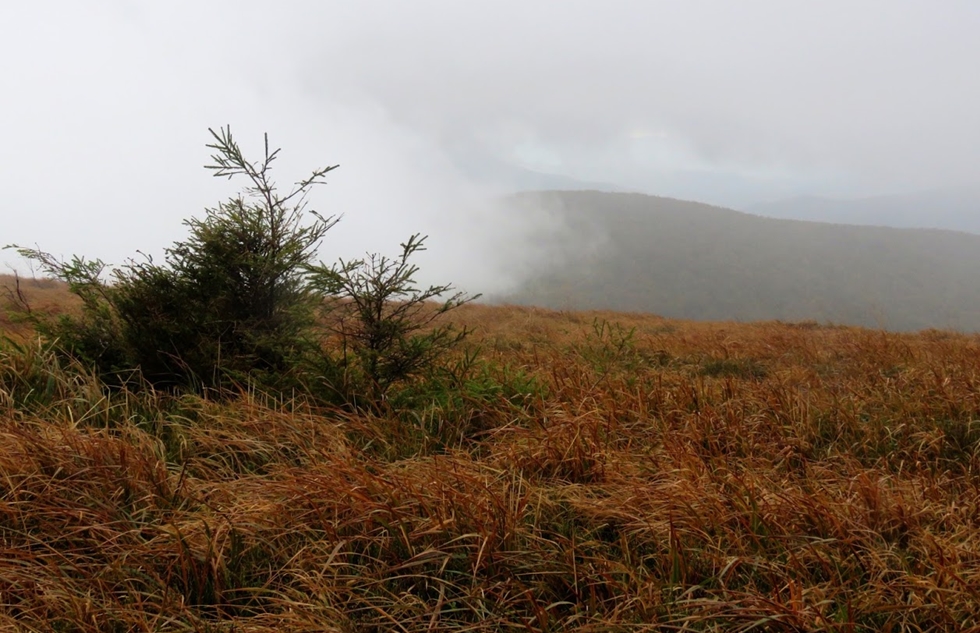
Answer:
[1,282,979,630]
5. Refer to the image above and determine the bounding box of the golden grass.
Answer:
[0,274,79,340]
[2,286,980,630]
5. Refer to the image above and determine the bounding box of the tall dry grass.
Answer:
[1,293,979,630]
[0,275,79,341]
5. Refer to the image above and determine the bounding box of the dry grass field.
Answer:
[1,277,979,631]
[0,275,79,339]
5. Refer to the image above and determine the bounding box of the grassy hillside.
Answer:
[501,190,980,331]
[2,282,980,630]
[0,274,78,339]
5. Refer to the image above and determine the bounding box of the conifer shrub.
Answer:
[310,234,479,405]
[8,127,475,405]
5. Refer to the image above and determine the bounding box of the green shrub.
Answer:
[8,127,475,408]
[311,233,479,405]
[10,127,337,391]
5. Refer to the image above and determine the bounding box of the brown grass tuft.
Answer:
[2,294,980,629]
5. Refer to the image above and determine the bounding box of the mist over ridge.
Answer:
[4,2,979,331]
[495,190,980,332]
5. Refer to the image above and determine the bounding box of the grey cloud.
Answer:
[304,1,980,191]
[3,1,978,291]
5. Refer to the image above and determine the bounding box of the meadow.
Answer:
[1,275,979,631]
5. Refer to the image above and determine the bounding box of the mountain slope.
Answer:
[500,191,980,331]
[745,185,980,234]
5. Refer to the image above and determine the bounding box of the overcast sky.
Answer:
[3,1,978,292]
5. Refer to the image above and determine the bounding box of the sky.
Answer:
[3,1,979,293]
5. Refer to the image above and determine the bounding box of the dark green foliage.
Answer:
[0,336,93,411]
[4,253,133,382]
[698,357,769,379]
[311,233,479,404]
[348,354,546,460]
[7,128,474,407]
[574,318,642,377]
[107,263,202,385]
[10,128,338,391]
[938,418,980,462]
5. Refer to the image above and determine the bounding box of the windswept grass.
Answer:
[0,275,78,340]
[2,293,980,630]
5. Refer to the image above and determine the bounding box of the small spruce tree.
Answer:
[311,234,479,403]
[9,126,477,408]
[11,127,338,390]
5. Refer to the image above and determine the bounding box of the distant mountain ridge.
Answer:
[452,153,817,208]
[745,185,980,234]
[499,190,980,331]
[451,153,625,193]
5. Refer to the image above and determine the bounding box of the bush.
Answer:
[11,127,338,391]
[8,127,476,407]
[311,234,479,405]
